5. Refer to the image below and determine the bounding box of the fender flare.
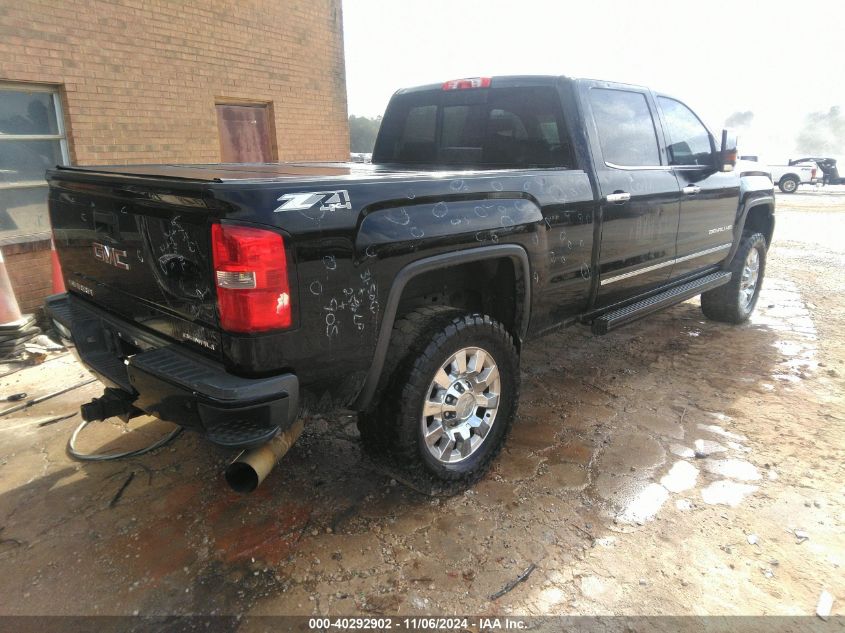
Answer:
[725,195,775,264]
[353,244,531,411]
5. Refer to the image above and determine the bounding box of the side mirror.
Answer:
[719,129,738,172]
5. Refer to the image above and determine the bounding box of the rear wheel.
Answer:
[701,232,767,323]
[779,175,799,193]
[417,344,504,469]
[360,309,519,485]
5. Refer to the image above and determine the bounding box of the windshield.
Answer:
[372,86,573,169]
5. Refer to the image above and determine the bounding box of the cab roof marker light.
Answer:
[442,77,491,91]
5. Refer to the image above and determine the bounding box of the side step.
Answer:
[591,271,732,335]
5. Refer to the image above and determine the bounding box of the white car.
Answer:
[734,156,772,180]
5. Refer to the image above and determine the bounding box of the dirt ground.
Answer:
[0,187,843,623]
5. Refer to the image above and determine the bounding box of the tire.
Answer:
[701,232,767,324]
[361,308,519,486]
[357,305,459,453]
[779,175,799,193]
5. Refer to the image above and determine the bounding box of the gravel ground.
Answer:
[0,188,842,622]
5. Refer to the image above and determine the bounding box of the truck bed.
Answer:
[53,161,464,183]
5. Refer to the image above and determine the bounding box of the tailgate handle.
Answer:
[94,211,119,237]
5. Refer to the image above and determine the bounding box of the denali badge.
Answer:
[273,190,351,213]
[708,224,733,235]
[92,242,130,270]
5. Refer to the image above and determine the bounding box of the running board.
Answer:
[591,271,732,335]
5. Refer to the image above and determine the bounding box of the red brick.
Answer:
[1,0,349,310]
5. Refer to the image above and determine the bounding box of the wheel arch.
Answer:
[743,201,775,246]
[724,196,774,265]
[353,244,531,411]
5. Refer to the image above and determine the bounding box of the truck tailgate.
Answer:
[48,170,222,355]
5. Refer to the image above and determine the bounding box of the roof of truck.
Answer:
[393,74,568,95]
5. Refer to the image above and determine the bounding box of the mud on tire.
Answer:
[701,232,767,324]
[358,307,519,489]
[357,305,460,453]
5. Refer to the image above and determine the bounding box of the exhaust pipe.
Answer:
[225,418,304,493]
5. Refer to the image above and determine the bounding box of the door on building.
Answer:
[0,83,69,246]
[215,103,275,163]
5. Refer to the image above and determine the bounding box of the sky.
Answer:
[342,0,845,163]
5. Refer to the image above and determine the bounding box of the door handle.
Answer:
[682,186,702,195]
[605,192,631,204]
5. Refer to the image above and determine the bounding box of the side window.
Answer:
[589,88,661,167]
[657,97,713,167]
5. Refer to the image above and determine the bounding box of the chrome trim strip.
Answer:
[600,243,732,286]
[600,257,676,285]
[672,243,732,265]
[604,161,671,171]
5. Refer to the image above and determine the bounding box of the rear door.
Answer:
[581,83,681,307]
[655,96,739,278]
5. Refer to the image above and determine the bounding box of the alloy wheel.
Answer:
[420,346,501,464]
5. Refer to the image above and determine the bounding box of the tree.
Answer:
[348,115,382,153]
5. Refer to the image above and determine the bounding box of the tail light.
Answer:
[812,167,817,179]
[442,77,491,91]
[211,223,291,332]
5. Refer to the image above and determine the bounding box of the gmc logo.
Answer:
[92,242,130,270]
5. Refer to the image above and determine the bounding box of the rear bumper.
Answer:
[45,293,299,449]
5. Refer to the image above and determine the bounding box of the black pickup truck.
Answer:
[46,75,775,491]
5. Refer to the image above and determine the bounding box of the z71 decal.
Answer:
[274,190,352,214]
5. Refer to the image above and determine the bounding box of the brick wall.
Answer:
[3,247,53,316]
[0,0,349,316]
[0,0,349,164]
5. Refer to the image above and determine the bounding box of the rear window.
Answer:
[372,86,573,168]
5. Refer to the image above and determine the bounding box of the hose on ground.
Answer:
[67,418,182,462]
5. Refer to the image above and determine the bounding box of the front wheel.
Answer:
[367,310,520,485]
[779,175,799,193]
[701,232,767,324]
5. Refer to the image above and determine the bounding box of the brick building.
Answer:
[0,0,349,315]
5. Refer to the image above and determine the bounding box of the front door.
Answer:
[656,96,739,278]
[584,84,681,308]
